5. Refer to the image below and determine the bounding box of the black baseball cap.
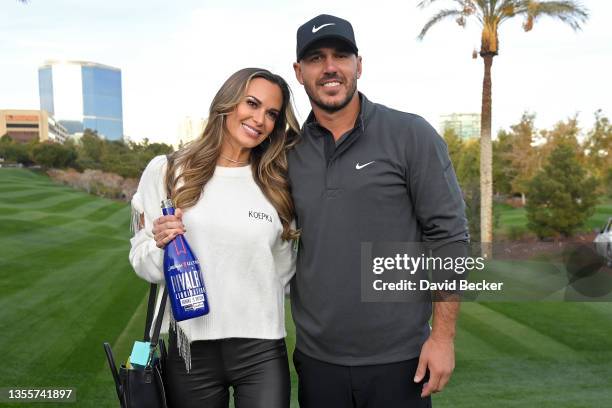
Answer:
[296,14,358,61]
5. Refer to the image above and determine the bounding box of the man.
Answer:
[288,14,470,407]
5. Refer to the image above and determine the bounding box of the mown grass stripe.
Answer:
[0,255,127,362]
[454,322,502,360]
[478,260,568,299]
[1,191,85,210]
[3,190,72,205]
[0,168,48,180]
[88,224,126,237]
[103,206,131,229]
[0,185,37,193]
[84,201,129,223]
[0,206,23,215]
[36,195,100,214]
[0,182,67,192]
[0,222,128,262]
[459,303,578,359]
[457,308,540,358]
[481,302,612,351]
[0,231,128,299]
[0,183,76,193]
[434,356,612,407]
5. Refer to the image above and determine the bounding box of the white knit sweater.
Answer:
[129,155,295,368]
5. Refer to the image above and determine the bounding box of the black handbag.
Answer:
[103,284,169,408]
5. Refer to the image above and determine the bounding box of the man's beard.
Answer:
[305,75,358,113]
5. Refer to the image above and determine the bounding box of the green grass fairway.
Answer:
[0,168,146,407]
[1,168,611,407]
[495,201,612,237]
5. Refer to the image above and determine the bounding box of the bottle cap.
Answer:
[161,199,174,210]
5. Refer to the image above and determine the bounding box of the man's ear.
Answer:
[356,55,363,80]
[293,62,304,85]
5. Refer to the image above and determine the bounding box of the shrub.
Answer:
[526,143,598,239]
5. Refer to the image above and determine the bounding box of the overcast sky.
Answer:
[1,0,610,144]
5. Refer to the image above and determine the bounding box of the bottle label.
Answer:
[180,294,205,311]
[169,261,207,311]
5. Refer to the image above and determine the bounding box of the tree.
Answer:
[442,127,464,169]
[539,116,581,155]
[455,138,480,185]
[505,112,539,203]
[492,129,515,196]
[455,139,482,241]
[605,168,612,198]
[417,0,589,249]
[0,136,33,165]
[442,130,484,241]
[583,110,612,188]
[526,142,597,239]
[76,130,104,170]
[31,142,77,168]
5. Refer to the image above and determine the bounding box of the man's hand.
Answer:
[414,335,455,397]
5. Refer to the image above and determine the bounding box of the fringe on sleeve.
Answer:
[130,191,145,235]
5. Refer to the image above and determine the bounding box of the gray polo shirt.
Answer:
[288,93,469,366]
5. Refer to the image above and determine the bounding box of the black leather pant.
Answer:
[164,330,290,408]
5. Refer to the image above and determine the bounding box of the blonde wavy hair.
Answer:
[165,68,300,241]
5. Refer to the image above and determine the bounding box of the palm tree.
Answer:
[417,0,588,253]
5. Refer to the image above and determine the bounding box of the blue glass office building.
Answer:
[38,61,124,140]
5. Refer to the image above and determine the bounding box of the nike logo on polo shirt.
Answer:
[312,23,335,33]
[355,161,375,170]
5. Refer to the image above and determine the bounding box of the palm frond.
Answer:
[466,0,486,24]
[496,0,517,17]
[417,0,441,9]
[512,1,589,30]
[473,0,488,9]
[417,8,465,39]
[481,0,494,19]
[534,1,589,30]
[418,0,469,10]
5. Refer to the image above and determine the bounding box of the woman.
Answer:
[129,68,300,408]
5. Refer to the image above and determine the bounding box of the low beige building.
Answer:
[440,113,481,140]
[0,109,69,143]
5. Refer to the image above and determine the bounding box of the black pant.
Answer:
[293,349,431,408]
[164,331,290,408]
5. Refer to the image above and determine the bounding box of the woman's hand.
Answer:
[152,208,186,248]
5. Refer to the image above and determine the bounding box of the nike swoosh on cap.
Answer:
[312,23,335,33]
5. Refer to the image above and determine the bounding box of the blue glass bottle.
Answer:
[161,199,210,321]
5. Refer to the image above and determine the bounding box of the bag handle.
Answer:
[150,286,168,347]
[103,342,123,402]
[143,284,158,341]
[147,286,168,367]
[144,157,172,363]
[143,154,173,342]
